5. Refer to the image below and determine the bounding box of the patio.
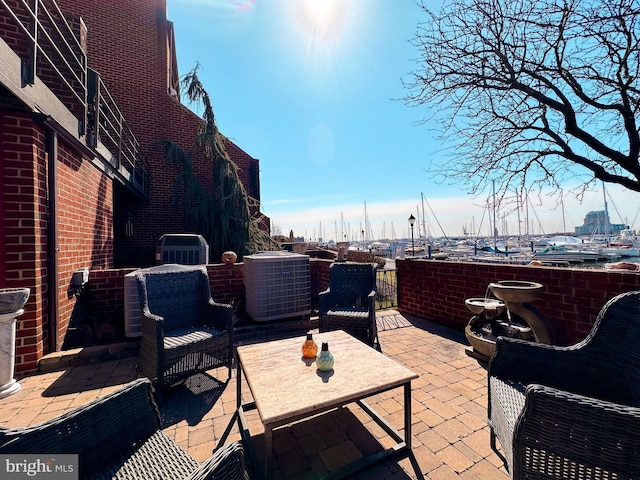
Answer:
[0,311,508,480]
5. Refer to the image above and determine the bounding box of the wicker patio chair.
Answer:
[318,262,378,348]
[136,266,233,394]
[487,290,640,479]
[0,378,250,479]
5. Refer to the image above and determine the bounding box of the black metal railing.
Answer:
[376,268,397,310]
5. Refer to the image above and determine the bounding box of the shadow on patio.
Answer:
[0,311,508,479]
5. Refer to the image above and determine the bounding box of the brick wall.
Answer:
[207,263,245,309]
[85,263,244,337]
[0,1,26,55]
[0,1,86,122]
[1,111,115,374]
[20,255,639,373]
[396,259,640,345]
[55,140,114,351]
[58,0,266,266]
[83,267,136,344]
[2,0,269,374]
[81,259,330,340]
[1,112,48,374]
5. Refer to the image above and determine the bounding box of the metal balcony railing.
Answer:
[87,68,149,198]
[1,0,87,127]
[0,0,149,201]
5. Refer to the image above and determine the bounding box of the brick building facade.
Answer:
[0,0,268,374]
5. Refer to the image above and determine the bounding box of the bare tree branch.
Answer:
[405,0,640,202]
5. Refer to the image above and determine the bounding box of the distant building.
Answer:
[574,210,627,235]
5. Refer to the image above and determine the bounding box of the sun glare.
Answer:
[299,0,345,41]
[284,0,368,83]
[304,0,334,18]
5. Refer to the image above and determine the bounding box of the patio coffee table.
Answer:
[236,329,418,479]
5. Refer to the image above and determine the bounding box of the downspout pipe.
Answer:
[46,129,59,353]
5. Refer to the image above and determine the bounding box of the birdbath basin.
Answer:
[0,288,31,314]
[489,281,544,304]
[465,298,505,315]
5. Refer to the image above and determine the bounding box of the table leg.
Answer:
[404,381,412,449]
[236,360,242,409]
[265,424,273,480]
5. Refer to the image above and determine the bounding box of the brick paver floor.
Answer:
[0,311,509,479]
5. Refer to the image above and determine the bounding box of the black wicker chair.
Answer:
[487,290,640,479]
[0,378,250,479]
[318,262,378,348]
[136,266,233,394]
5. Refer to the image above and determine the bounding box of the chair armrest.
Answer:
[186,441,251,480]
[203,301,233,331]
[488,336,588,391]
[513,384,640,479]
[0,379,160,474]
[139,311,166,384]
[318,289,331,313]
[140,309,165,342]
[141,308,163,322]
[366,290,376,307]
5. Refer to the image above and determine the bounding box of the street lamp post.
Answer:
[408,214,415,256]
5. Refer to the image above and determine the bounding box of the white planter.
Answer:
[0,309,23,398]
[0,287,30,399]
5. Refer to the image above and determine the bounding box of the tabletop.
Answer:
[236,330,418,425]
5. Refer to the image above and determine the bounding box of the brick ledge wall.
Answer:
[81,259,332,346]
[21,257,637,376]
[396,258,640,345]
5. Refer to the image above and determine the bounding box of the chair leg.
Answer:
[154,384,165,405]
[490,429,509,470]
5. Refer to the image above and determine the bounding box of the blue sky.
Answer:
[166,0,640,242]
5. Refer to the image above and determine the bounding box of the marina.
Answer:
[314,191,640,271]
[325,231,640,271]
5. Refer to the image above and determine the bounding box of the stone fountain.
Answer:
[464,280,554,361]
[0,287,30,398]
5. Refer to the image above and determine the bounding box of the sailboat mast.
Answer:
[492,181,497,250]
[363,201,369,245]
[525,192,530,241]
[561,199,567,241]
[516,191,522,245]
[420,193,427,242]
[603,182,609,243]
